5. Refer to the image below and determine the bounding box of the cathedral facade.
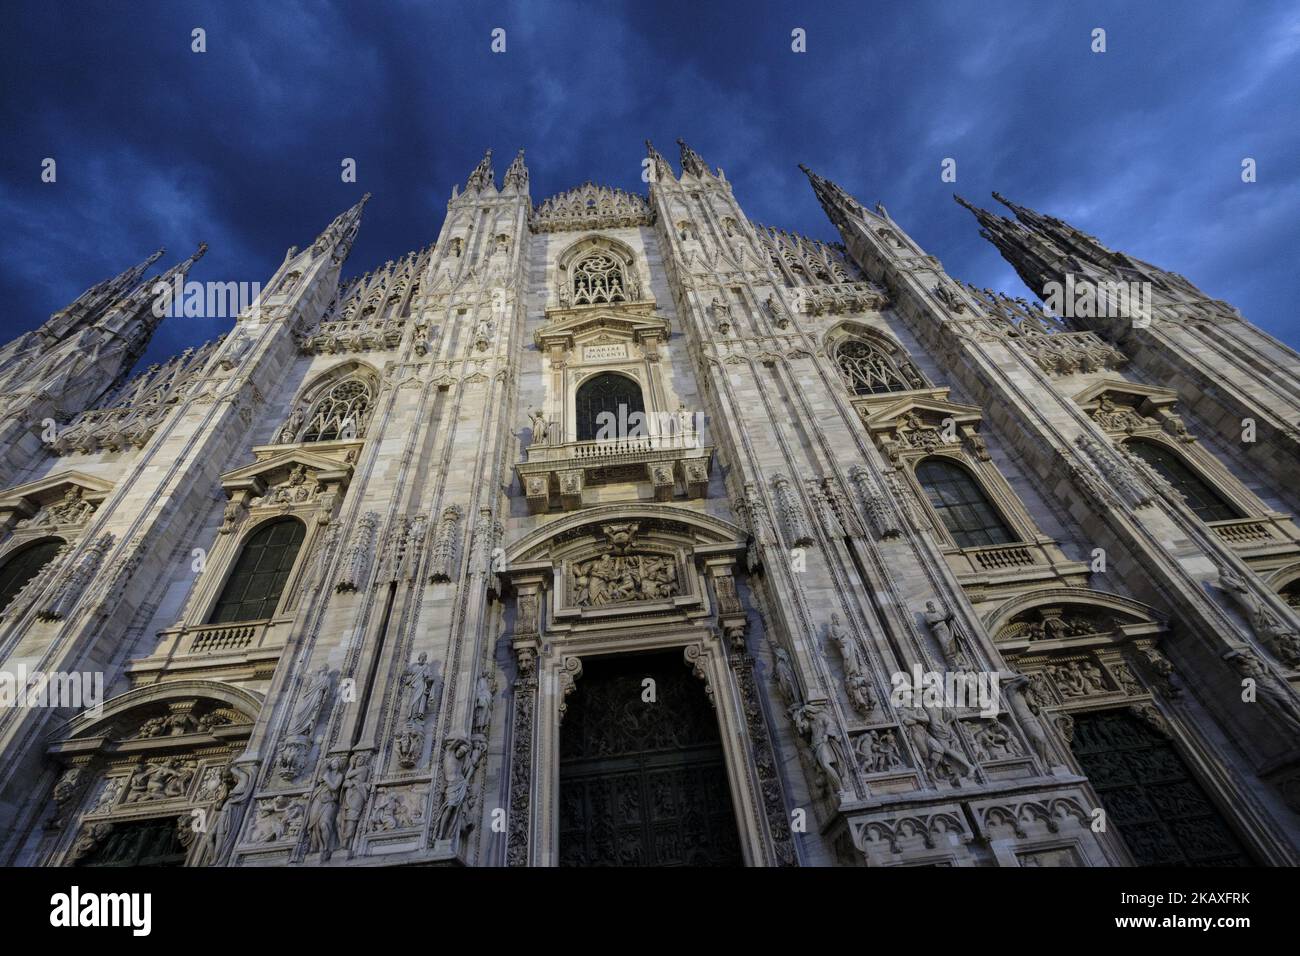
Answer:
[1,141,1299,867]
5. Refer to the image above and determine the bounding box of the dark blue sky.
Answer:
[3,1,1298,370]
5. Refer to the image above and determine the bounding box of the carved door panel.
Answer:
[1070,710,1252,866]
[559,651,743,866]
[79,817,189,867]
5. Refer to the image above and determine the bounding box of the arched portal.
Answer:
[558,650,743,866]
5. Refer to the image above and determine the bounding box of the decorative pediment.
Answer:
[535,306,670,353]
[220,447,355,502]
[1072,378,1177,411]
[1072,379,1181,436]
[860,393,986,464]
[0,471,114,532]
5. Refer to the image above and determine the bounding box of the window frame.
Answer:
[206,517,307,625]
[913,455,1019,550]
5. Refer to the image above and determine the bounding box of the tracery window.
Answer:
[0,538,63,613]
[835,340,914,396]
[301,378,373,442]
[1126,440,1240,523]
[208,518,305,624]
[915,457,1015,548]
[576,373,645,442]
[572,253,628,306]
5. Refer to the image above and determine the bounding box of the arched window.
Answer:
[300,378,373,443]
[835,340,916,396]
[915,457,1015,548]
[1127,440,1240,522]
[208,519,305,624]
[575,373,645,442]
[572,253,627,306]
[0,538,64,613]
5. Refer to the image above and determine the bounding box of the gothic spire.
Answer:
[645,140,674,183]
[799,163,867,227]
[503,148,529,190]
[466,148,495,191]
[310,193,370,264]
[677,138,710,178]
[40,247,168,343]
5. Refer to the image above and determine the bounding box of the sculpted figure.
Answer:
[289,666,331,738]
[901,705,973,781]
[436,735,474,841]
[401,653,438,723]
[306,756,345,861]
[203,764,253,866]
[338,753,372,857]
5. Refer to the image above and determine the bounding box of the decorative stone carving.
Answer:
[1046,659,1108,697]
[900,705,973,784]
[68,822,114,864]
[124,758,197,803]
[338,752,372,857]
[772,473,813,547]
[969,718,1024,761]
[37,531,114,621]
[401,653,439,723]
[855,728,905,773]
[279,666,331,780]
[531,182,653,233]
[305,756,345,861]
[1074,435,1153,509]
[848,465,901,539]
[201,763,253,866]
[394,730,424,770]
[1003,674,1053,765]
[1218,566,1300,667]
[428,505,463,583]
[434,734,482,842]
[827,613,875,717]
[369,787,425,832]
[572,551,679,607]
[335,512,378,592]
[249,795,306,843]
[794,702,852,797]
[1222,649,1300,734]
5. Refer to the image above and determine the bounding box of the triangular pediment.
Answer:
[0,470,113,527]
[1072,377,1177,411]
[221,446,355,497]
[535,307,670,351]
[861,390,981,431]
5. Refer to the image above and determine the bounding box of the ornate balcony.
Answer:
[516,435,714,512]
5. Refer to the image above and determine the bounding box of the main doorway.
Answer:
[1070,710,1253,866]
[558,650,743,866]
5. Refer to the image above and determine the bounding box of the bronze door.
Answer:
[1070,710,1252,866]
[559,651,743,866]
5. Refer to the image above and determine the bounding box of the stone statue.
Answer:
[435,735,474,841]
[528,408,549,445]
[338,752,372,857]
[288,666,331,738]
[773,646,799,707]
[306,756,345,861]
[828,613,874,716]
[203,763,253,866]
[1003,674,1052,765]
[401,653,437,723]
[1223,649,1300,735]
[901,705,973,782]
[472,675,492,735]
[924,600,968,668]
[796,703,851,796]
